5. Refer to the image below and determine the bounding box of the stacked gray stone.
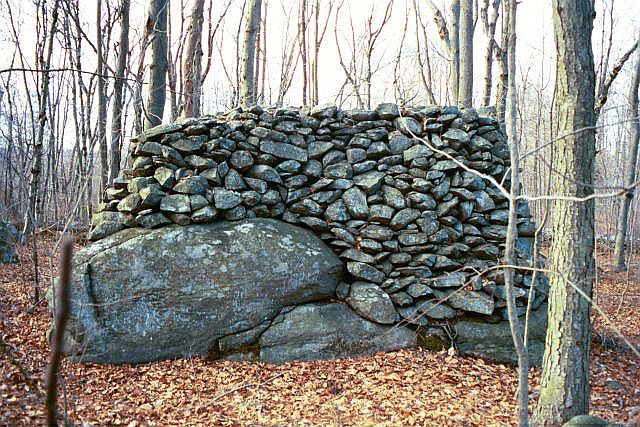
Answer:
[89,103,548,356]
[0,221,18,264]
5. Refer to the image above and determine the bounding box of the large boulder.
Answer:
[0,221,18,264]
[454,304,548,366]
[255,303,416,363]
[59,219,344,363]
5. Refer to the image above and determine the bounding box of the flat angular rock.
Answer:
[214,189,243,210]
[433,289,494,315]
[88,211,134,241]
[442,128,470,144]
[249,164,282,184]
[136,212,171,229]
[375,103,400,120]
[395,117,422,136]
[347,282,398,324]
[173,176,208,195]
[260,141,308,162]
[368,204,395,223]
[310,103,337,119]
[347,262,385,284]
[473,190,496,212]
[342,187,368,219]
[425,272,468,288]
[414,299,457,319]
[403,145,433,162]
[390,208,421,230]
[160,194,191,213]
[354,171,385,195]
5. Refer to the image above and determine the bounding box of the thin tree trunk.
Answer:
[96,0,108,194]
[449,0,460,106]
[183,0,206,117]
[22,0,61,242]
[240,0,262,108]
[503,1,528,425]
[109,0,129,183]
[145,0,169,129]
[613,33,640,271]
[299,0,308,106]
[458,0,474,107]
[533,0,597,425]
[481,0,500,105]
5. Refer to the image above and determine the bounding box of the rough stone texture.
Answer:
[76,103,548,365]
[61,219,342,363]
[0,221,18,264]
[257,303,415,363]
[455,303,548,366]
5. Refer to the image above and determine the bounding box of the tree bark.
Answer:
[109,0,130,183]
[480,0,500,105]
[458,0,474,107]
[96,0,108,194]
[144,0,169,129]
[613,33,640,271]
[449,0,461,106]
[240,0,262,108]
[183,0,206,117]
[533,1,597,425]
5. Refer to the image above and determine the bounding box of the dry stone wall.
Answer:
[90,102,548,343]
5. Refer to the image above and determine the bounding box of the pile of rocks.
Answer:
[0,221,18,264]
[81,102,548,364]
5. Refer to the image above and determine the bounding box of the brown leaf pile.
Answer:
[2,235,639,426]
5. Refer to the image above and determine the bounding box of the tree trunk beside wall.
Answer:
[109,0,130,183]
[533,0,597,425]
[458,0,474,107]
[144,0,169,129]
[183,0,206,118]
[240,0,262,108]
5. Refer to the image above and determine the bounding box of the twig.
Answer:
[45,238,73,427]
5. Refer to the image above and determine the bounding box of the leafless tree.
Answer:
[183,0,206,117]
[240,0,262,108]
[145,0,169,128]
[613,32,640,271]
[109,0,130,183]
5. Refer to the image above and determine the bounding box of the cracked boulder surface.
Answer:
[58,103,549,365]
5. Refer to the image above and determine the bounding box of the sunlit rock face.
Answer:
[57,103,547,365]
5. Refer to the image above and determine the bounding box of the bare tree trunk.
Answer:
[96,0,108,194]
[183,0,206,117]
[458,0,474,107]
[240,0,262,108]
[533,0,597,425]
[502,1,528,425]
[449,0,460,106]
[22,0,60,242]
[613,34,640,271]
[495,2,508,129]
[145,0,169,129]
[480,0,500,105]
[299,0,308,106]
[109,0,130,183]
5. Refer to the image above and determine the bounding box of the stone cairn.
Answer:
[91,103,547,328]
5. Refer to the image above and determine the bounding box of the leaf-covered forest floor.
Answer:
[2,233,640,426]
